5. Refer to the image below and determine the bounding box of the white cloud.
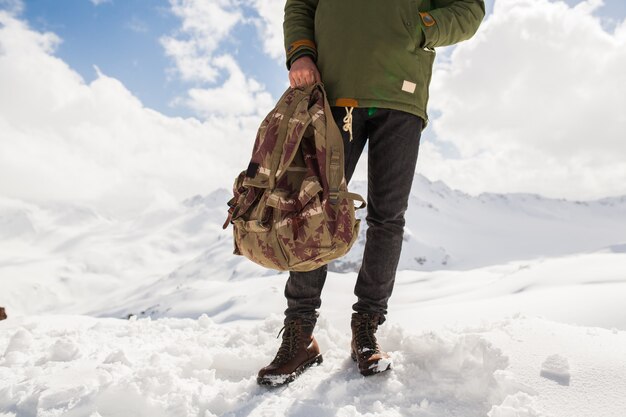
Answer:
[0,13,267,217]
[246,0,285,61]
[126,16,148,33]
[420,0,626,200]
[90,0,111,6]
[160,0,241,83]
[174,53,274,118]
[0,0,23,15]
[160,0,272,117]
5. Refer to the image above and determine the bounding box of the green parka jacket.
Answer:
[283,0,486,132]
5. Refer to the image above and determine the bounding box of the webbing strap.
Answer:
[328,147,341,203]
[318,83,345,204]
[342,191,367,209]
[266,180,323,212]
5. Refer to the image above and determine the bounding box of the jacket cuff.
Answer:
[418,11,440,49]
[285,39,317,70]
[287,49,316,70]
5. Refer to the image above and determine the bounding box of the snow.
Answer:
[1,314,625,417]
[1,181,626,416]
[540,355,570,386]
[368,356,392,373]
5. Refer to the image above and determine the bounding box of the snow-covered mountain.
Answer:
[2,173,626,417]
[342,175,626,272]
[1,173,625,319]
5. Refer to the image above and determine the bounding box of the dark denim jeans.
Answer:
[284,105,423,326]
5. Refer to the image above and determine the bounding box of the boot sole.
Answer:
[351,349,392,377]
[257,354,323,387]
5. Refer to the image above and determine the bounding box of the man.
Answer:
[257,0,485,386]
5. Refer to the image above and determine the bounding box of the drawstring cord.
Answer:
[342,106,354,142]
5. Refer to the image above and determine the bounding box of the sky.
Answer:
[1,0,626,217]
[12,0,624,118]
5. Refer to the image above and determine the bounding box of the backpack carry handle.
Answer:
[267,84,318,191]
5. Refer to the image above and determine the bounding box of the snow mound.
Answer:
[0,314,520,417]
[488,392,544,417]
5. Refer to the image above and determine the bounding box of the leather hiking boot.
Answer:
[350,312,392,376]
[257,317,323,387]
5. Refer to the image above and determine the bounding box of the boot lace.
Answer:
[272,318,314,364]
[273,320,300,363]
[355,314,380,355]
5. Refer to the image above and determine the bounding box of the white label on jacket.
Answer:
[402,80,416,93]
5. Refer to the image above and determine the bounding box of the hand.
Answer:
[289,55,322,88]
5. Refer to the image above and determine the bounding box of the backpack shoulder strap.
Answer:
[317,83,345,204]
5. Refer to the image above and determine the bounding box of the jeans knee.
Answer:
[365,201,407,230]
[365,211,406,232]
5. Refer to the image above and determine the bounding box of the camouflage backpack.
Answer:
[222,81,366,272]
